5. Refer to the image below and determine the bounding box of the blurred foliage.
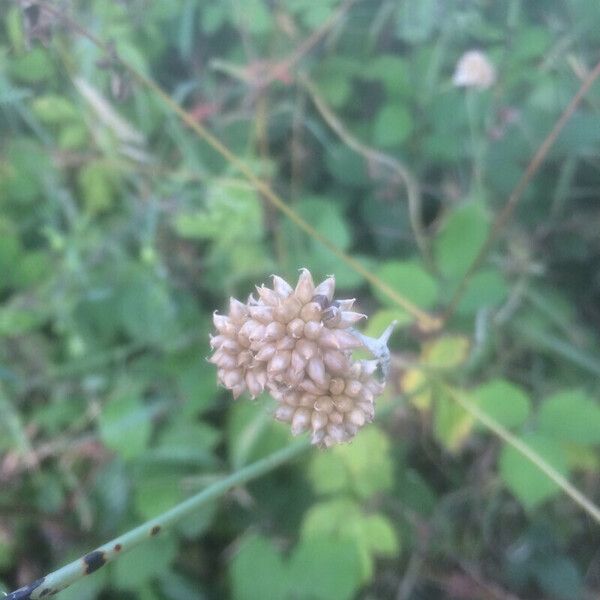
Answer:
[1,0,600,598]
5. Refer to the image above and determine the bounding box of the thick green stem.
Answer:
[4,439,310,599]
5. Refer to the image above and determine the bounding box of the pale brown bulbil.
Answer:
[208,269,385,447]
[272,359,383,448]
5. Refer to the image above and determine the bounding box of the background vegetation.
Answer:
[2,0,600,598]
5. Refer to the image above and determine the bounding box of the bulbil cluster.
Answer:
[209,269,385,447]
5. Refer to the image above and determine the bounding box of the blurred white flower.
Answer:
[452,50,496,90]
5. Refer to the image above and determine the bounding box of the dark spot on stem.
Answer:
[114,543,122,552]
[150,525,161,536]
[83,550,106,574]
[4,577,45,600]
[39,589,56,597]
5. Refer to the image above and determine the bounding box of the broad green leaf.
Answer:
[288,536,363,600]
[114,536,178,590]
[372,260,438,310]
[32,95,79,123]
[77,161,118,214]
[134,473,184,520]
[396,0,437,43]
[308,427,393,499]
[232,0,272,35]
[99,388,152,460]
[9,47,55,82]
[474,379,531,430]
[422,335,470,369]
[301,498,399,582]
[456,268,508,315]
[362,514,399,556]
[230,536,287,600]
[433,202,490,280]
[373,105,412,147]
[118,268,177,345]
[537,390,600,444]
[499,433,569,510]
[281,197,365,288]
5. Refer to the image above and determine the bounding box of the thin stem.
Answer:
[300,74,432,268]
[442,58,600,323]
[445,386,600,525]
[4,439,311,600]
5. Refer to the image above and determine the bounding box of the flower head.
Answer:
[209,269,387,447]
[452,50,496,90]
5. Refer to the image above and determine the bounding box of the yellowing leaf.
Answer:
[433,389,475,452]
[401,368,431,410]
[422,335,470,369]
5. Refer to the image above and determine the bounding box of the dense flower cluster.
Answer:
[209,269,385,447]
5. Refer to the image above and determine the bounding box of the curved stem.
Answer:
[4,439,310,599]
[299,75,432,268]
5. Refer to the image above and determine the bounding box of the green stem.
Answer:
[445,385,600,525]
[4,439,310,599]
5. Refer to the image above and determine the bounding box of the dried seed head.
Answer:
[208,269,388,446]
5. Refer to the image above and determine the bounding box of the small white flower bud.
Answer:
[272,275,293,297]
[291,409,311,435]
[295,269,315,303]
[307,357,329,387]
[268,351,292,373]
[287,318,305,338]
[264,321,285,341]
[303,320,322,340]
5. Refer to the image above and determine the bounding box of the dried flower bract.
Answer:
[209,269,388,448]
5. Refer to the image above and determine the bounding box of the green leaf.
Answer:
[32,95,79,123]
[396,0,437,43]
[301,498,399,582]
[77,161,118,214]
[362,514,399,556]
[118,268,176,345]
[371,260,438,311]
[231,0,272,35]
[134,472,184,520]
[9,47,56,82]
[433,202,490,280]
[230,535,287,600]
[537,390,600,444]
[98,387,152,460]
[474,379,531,430]
[113,536,178,590]
[373,105,412,147]
[456,268,508,315]
[281,197,365,288]
[308,427,394,499]
[288,536,363,600]
[422,335,470,369]
[499,433,569,510]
